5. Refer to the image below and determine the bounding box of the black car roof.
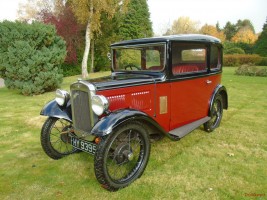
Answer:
[111,34,221,47]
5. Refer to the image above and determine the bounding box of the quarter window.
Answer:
[210,45,221,70]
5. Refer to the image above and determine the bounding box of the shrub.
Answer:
[225,47,245,55]
[223,54,262,66]
[62,63,81,77]
[235,65,267,77]
[223,41,254,54]
[0,21,66,95]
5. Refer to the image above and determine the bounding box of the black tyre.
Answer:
[41,117,78,160]
[204,94,223,132]
[94,121,150,191]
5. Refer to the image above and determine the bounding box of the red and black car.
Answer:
[40,34,228,191]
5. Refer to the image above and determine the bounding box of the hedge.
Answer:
[223,54,262,66]
[258,57,267,66]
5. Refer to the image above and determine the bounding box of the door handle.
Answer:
[206,80,212,84]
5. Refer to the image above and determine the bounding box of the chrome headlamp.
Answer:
[55,89,70,106]
[91,95,109,116]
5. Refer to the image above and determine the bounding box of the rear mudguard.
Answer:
[209,85,228,115]
[40,100,72,122]
[91,109,167,137]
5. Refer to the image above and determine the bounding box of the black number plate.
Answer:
[70,136,97,155]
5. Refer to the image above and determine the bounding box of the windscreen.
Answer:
[112,43,166,72]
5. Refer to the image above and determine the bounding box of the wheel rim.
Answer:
[105,129,146,183]
[49,119,76,155]
[210,99,222,128]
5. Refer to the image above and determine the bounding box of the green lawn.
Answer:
[0,68,266,199]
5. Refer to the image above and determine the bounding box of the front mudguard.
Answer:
[40,100,72,122]
[91,109,167,137]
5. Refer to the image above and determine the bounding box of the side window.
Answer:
[145,45,165,71]
[145,49,162,70]
[210,45,221,70]
[172,43,207,75]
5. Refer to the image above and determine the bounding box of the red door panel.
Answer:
[154,83,171,132]
[170,74,221,130]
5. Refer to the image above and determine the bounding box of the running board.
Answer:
[169,116,211,139]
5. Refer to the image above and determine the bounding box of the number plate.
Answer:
[70,136,97,155]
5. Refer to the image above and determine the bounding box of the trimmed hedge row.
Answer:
[223,54,262,67]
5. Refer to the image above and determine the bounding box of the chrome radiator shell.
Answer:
[70,80,96,137]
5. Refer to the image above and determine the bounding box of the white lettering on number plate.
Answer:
[71,137,96,155]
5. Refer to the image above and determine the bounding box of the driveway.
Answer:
[0,78,5,88]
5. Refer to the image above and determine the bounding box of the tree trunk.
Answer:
[81,21,90,79]
[81,0,94,79]
[90,39,94,73]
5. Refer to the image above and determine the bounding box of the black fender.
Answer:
[40,100,72,122]
[209,85,228,115]
[91,109,167,137]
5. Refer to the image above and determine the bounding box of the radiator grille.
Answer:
[71,90,91,134]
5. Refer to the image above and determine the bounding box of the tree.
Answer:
[254,18,267,56]
[41,4,83,64]
[200,24,226,42]
[18,0,85,76]
[223,19,256,41]
[216,22,221,32]
[231,27,258,44]
[236,19,255,33]
[70,0,129,78]
[94,12,122,71]
[223,21,237,41]
[0,21,66,95]
[17,0,55,22]
[165,16,200,35]
[119,0,153,40]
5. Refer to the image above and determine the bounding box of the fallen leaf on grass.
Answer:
[227,153,235,157]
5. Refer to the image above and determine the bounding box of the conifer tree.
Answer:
[254,18,267,56]
[0,21,66,95]
[120,0,153,40]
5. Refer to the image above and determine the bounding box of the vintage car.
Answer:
[40,34,228,191]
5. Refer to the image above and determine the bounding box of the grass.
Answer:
[0,68,266,200]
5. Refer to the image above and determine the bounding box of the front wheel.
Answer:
[94,121,150,191]
[204,94,223,132]
[41,117,78,160]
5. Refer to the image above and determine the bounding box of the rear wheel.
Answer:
[94,121,150,191]
[41,117,78,160]
[204,94,223,132]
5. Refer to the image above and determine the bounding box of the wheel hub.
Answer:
[60,126,72,143]
[114,143,133,164]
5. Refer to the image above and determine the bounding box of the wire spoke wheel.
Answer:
[94,121,150,191]
[41,117,78,160]
[204,94,223,132]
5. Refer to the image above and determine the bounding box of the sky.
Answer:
[0,0,266,35]
[147,0,266,35]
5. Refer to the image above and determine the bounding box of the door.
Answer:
[170,42,214,130]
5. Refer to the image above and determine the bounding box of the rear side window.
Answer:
[172,43,207,75]
[210,45,221,70]
[181,49,206,62]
